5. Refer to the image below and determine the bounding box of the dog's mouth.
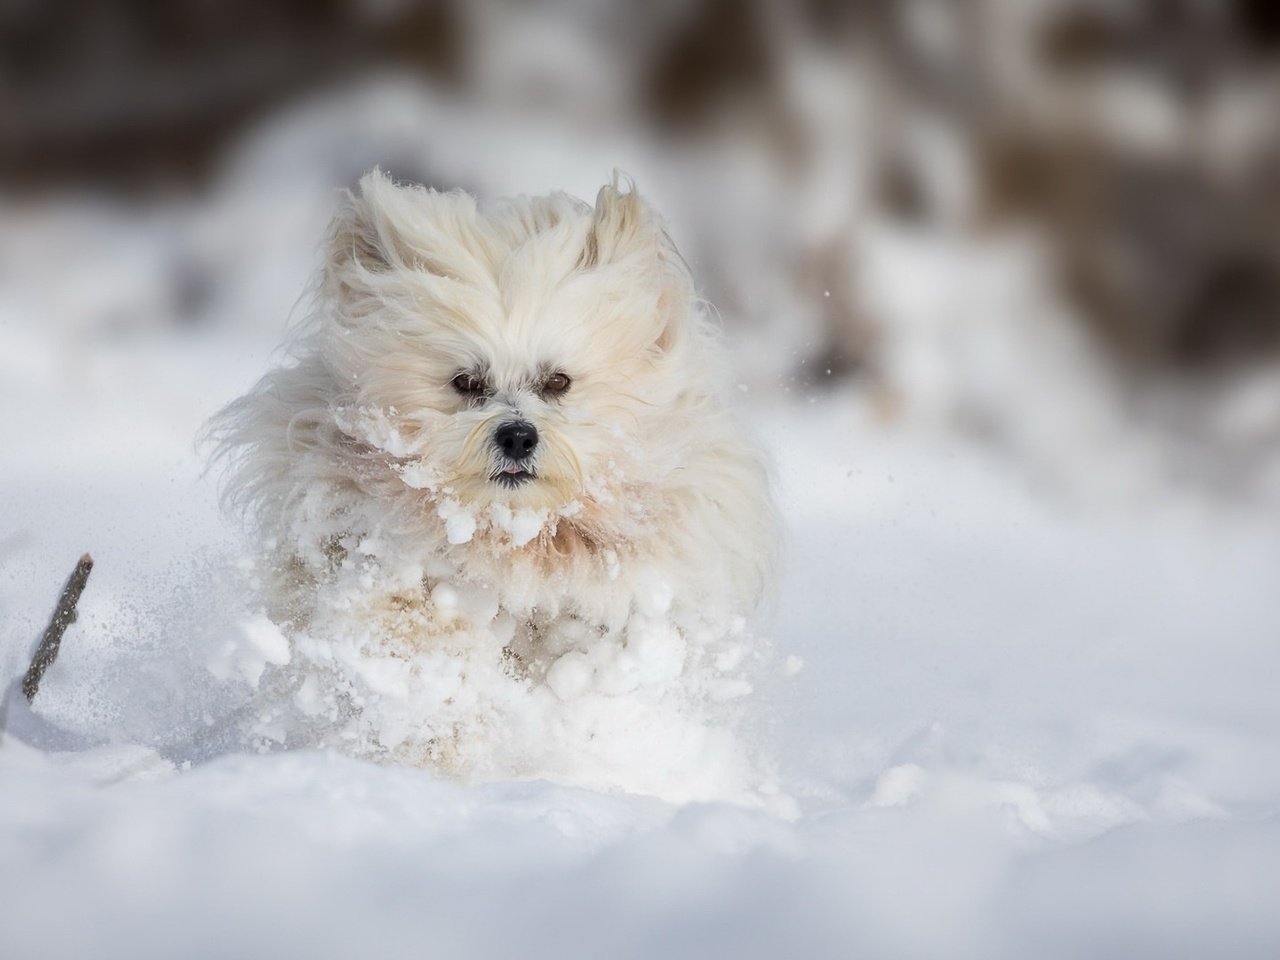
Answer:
[491,463,536,487]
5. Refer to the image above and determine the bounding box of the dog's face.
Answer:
[321,172,703,527]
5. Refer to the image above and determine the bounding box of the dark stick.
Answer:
[22,553,94,704]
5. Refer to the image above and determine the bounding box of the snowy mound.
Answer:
[211,537,782,809]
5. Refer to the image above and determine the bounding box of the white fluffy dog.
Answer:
[210,171,776,791]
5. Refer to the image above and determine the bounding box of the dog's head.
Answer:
[317,170,712,531]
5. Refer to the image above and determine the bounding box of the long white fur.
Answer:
[210,170,775,650]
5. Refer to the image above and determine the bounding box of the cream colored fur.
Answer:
[210,170,775,654]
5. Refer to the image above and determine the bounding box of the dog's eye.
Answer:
[541,372,572,397]
[451,373,488,398]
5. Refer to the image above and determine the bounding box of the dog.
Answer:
[209,171,776,784]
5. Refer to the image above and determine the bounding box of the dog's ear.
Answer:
[579,175,656,271]
[324,169,417,296]
[325,171,499,310]
[581,175,694,354]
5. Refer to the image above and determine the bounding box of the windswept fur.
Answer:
[208,170,775,640]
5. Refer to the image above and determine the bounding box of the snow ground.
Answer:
[2,180,1280,957]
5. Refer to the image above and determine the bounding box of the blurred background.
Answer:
[3,0,1280,507]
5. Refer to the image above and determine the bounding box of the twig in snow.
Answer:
[22,553,94,703]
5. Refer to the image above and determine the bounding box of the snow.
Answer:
[3,90,1280,959]
[436,498,478,545]
[5,355,1277,956]
[207,614,291,687]
[486,502,546,548]
[546,650,593,700]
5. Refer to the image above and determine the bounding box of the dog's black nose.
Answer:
[494,420,538,461]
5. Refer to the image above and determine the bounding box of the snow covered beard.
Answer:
[208,171,779,803]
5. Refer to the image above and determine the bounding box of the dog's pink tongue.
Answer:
[503,465,524,474]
